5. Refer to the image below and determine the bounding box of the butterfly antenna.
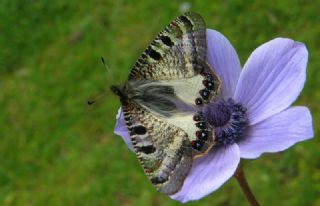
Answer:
[87,57,112,106]
[101,57,113,80]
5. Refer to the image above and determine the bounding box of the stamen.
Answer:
[203,99,248,146]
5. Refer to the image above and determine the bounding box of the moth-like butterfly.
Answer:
[111,12,221,194]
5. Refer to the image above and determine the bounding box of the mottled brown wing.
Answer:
[122,101,214,195]
[129,12,207,81]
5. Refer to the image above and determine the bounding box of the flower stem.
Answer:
[234,166,260,206]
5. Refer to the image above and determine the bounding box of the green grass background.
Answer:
[1,0,319,205]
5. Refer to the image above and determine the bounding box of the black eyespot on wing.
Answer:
[146,46,161,60]
[133,125,147,135]
[200,89,210,100]
[191,140,204,151]
[137,145,156,154]
[151,176,167,185]
[195,98,203,105]
[160,35,174,47]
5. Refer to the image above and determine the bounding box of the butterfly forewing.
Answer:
[129,12,206,81]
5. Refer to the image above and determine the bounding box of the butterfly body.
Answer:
[112,12,221,194]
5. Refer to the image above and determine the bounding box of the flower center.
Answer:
[203,98,248,146]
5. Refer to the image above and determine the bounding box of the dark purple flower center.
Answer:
[203,98,248,146]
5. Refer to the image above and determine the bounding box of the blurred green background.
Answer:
[1,0,319,205]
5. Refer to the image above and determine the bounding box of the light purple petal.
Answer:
[114,108,133,150]
[234,38,308,125]
[170,144,240,203]
[207,29,242,99]
[239,106,313,159]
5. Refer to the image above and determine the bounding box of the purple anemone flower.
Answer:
[114,29,314,203]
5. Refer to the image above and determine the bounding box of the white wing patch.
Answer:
[165,114,199,141]
[162,74,204,105]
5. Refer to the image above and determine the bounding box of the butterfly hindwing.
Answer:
[122,103,193,194]
[122,99,215,194]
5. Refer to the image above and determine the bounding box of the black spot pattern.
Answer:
[137,145,156,154]
[146,46,161,60]
[133,125,147,135]
[179,15,193,28]
[160,35,174,47]
[151,176,167,184]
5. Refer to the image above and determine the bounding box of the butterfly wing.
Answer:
[129,12,207,81]
[122,101,214,195]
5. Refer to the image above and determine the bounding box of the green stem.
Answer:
[234,166,260,206]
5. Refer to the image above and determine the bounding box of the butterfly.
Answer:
[111,12,221,194]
